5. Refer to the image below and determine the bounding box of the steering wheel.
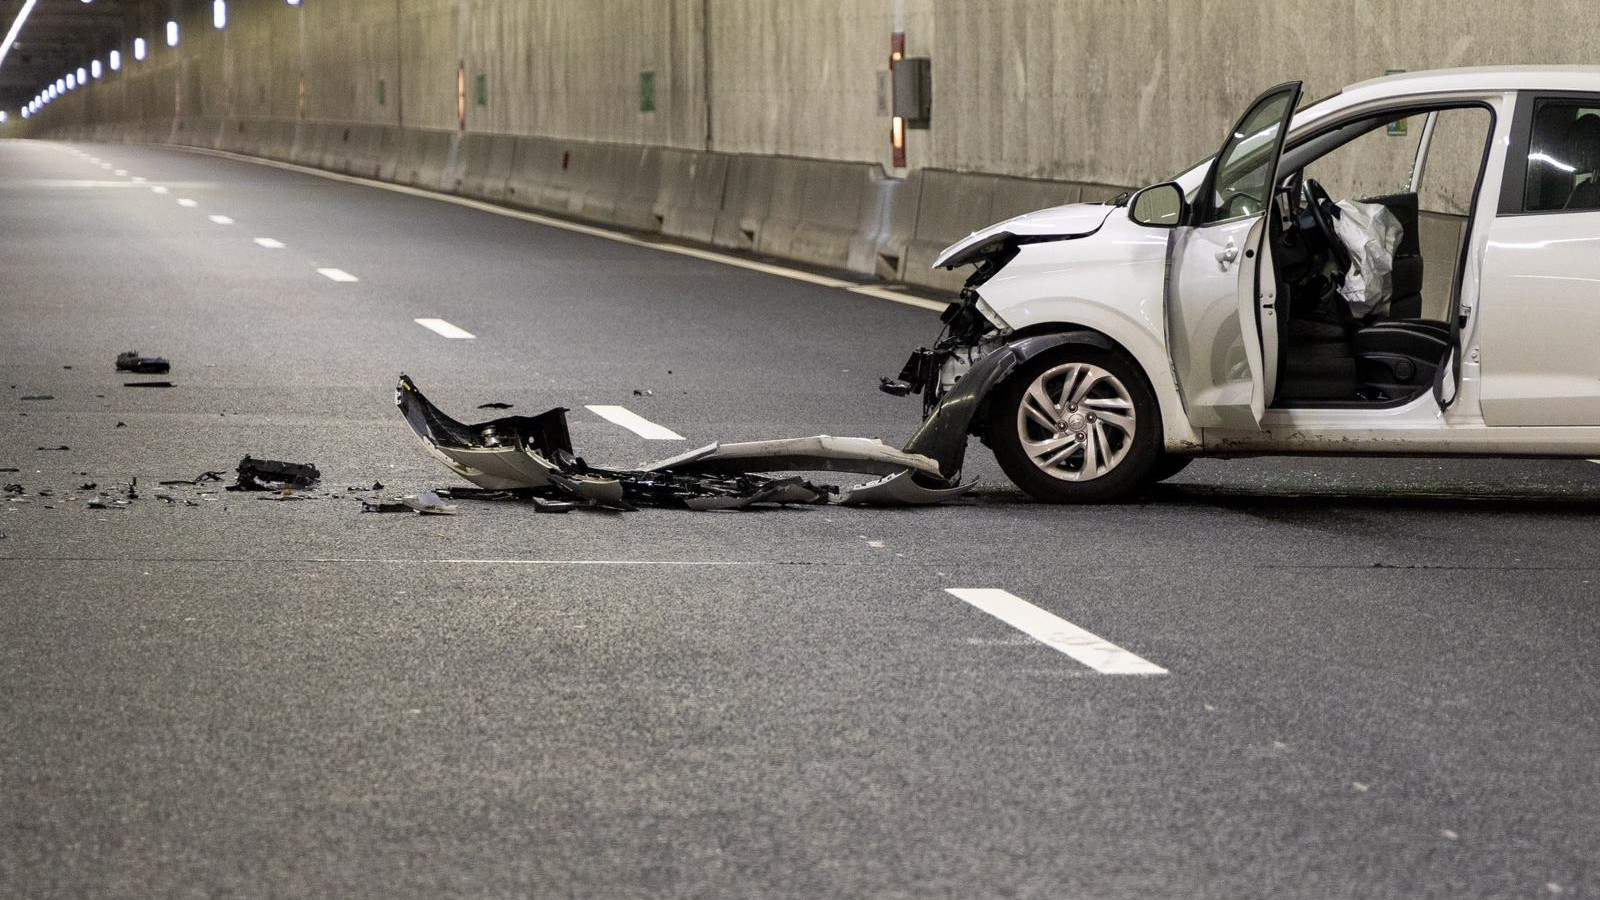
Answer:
[1304,178,1351,273]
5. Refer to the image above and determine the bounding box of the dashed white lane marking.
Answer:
[176,198,198,207]
[165,145,948,317]
[318,267,360,283]
[945,588,1168,674]
[99,163,112,169]
[207,214,234,225]
[253,237,285,249]
[113,169,127,176]
[150,186,169,194]
[131,176,147,183]
[413,317,473,338]
[585,406,686,440]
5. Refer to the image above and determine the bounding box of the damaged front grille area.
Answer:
[395,374,976,509]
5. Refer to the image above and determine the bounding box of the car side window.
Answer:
[1524,100,1600,211]
[1204,91,1297,224]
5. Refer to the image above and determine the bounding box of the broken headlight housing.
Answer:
[880,238,1017,415]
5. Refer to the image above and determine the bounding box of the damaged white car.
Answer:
[886,66,1600,502]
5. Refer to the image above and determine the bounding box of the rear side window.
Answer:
[1524,100,1600,211]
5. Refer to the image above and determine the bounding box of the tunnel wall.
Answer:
[15,0,1600,291]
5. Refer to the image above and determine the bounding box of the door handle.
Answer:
[1215,242,1239,269]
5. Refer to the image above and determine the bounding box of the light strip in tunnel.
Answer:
[0,0,39,71]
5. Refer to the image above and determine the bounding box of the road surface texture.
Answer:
[3,139,1598,900]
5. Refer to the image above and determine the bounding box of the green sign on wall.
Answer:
[640,71,656,113]
[475,72,487,107]
[1385,69,1407,136]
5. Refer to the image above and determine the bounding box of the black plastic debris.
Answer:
[361,500,412,513]
[37,446,69,451]
[79,482,97,490]
[4,483,22,494]
[226,456,321,492]
[0,467,18,473]
[20,395,53,401]
[115,422,127,428]
[123,381,174,388]
[159,472,223,486]
[476,402,513,410]
[115,351,171,374]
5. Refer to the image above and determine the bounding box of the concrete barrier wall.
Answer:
[40,0,1593,290]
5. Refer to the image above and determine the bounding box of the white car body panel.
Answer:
[931,203,1118,269]
[947,66,1600,457]
[1478,211,1600,426]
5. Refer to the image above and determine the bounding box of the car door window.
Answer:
[1524,100,1600,211]
[1202,90,1298,223]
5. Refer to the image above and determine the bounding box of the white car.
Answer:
[887,66,1600,502]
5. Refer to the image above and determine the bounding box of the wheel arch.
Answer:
[987,322,1197,453]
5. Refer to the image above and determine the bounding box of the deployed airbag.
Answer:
[1333,199,1404,318]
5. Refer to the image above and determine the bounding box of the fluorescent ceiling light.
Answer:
[109,49,120,70]
[0,0,40,71]
[134,38,146,61]
[166,21,178,46]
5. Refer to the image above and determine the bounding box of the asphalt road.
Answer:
[3,139,1598,900]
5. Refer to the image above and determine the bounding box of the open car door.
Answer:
[1165,81,1301,430]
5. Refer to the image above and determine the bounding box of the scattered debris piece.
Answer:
[3,484,22,494]
[115,422,127,428]
[0,467,18,473]
[402,491,458,515]
[115,351,171,374]
[123,381,174,388]
[361,500,413,513]
[227,457,321,492]
[476,402,513,410]
[63,366,72,370]
[159,472,223,486]
[396,374,974,510]
[86,496,121,510]
[125,477,139,500]
[79,482,97,490]
[20,395,53,401]
[36,446,70,451]
[632,389,653,397]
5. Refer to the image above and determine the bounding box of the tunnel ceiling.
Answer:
[1,0,130,111]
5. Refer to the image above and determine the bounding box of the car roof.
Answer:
[1342,65,1600,99]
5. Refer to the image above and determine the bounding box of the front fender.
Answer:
[904,332,1111,479]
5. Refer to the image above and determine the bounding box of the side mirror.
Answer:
[1129,182,1187,228]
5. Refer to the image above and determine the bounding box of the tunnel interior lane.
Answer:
[3,140,1599,900]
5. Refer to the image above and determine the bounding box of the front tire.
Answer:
[986,344,1161,503]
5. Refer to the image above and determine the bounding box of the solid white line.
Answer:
[253,237,284,249]
[208,214,234,225]
[585,405,686,440]
[150,185,169,194]
[155,144,948,318]
[305,558,755,566]
[176,198,198,207]
[318,267,360,283]
[945,588,1168,674]
[414,317,473,338]
[847,284,951,312]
